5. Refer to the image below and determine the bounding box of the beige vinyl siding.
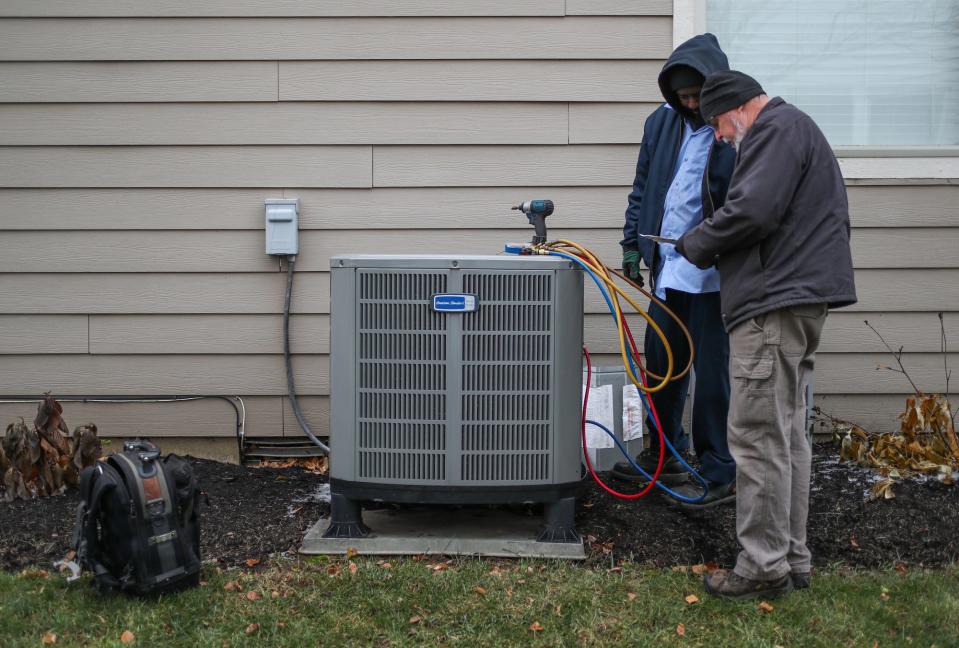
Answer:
[4,270,957,315]
[0,5,954,448]
[0,146,373,187]
[0,62,279,103]
[2,186,957,230]
[278,61,664,101]
[0,1,570,18]
[0,18,671,60]
[0,103,573,145]
[0,397,281,437]
[13,312,954,357]
[1,229,958,273]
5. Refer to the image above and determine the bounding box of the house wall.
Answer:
[0,2,955,455]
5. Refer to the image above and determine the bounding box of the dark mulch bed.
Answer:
[579,444,959,569]
[1,444,957,572]
[0,459,330,573]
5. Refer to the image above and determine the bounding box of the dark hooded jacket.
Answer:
[676,98,857,331]
[621,33,737,282]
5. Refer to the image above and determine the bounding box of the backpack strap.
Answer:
[75,462,124,593]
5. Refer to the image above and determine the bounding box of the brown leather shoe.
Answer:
[791,571,811,589]
[703,569,794,600]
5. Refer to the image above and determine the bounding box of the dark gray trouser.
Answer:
[727,303,827,581]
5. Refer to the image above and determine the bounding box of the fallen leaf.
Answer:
[474,586,487,595]
[676,623,686,636]
[42,632,57,645]
[671,565,688,573]
[529,622,545,632]
[223,581,241,591]
[276,621,286,628]
[348,562,358,575]
[327,565,341,576]
[627,592,637,602]
[409,616,422,625]
[850,535,861,550]
[431,563,447,572]
[895,563,908,575]
[607,566,622,573]
[346,547,358,559]
[705,561,719,572]
[381,562,393,569]
[120,630,135,644]
[691,564,707,575]
[20,569,49,579]
[244,623,259,636]
[246,591,262,601]
[758,601,775,614]
[880,591,890,601]
[685,594,700,605]
[245,558,261,568]
[554,604,563,616]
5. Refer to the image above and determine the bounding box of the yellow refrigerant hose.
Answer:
[542,239,694,394]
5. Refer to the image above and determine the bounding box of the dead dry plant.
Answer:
[822,314,958,499]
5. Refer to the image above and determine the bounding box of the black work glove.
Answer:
[621,248,644,287]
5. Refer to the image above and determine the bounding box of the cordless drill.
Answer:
[512,199,554,245]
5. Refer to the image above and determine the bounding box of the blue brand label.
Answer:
[432,293,478,312]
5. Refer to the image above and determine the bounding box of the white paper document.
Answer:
[622,385,645,442]
[582,383,615,448]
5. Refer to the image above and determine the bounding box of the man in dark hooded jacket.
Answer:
[614,33,738,508]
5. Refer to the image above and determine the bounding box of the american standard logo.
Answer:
[431,293,478,313]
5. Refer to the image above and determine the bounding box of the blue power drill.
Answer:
[512,199,554,245]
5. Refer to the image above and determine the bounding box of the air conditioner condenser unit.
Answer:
[325,254,584,543]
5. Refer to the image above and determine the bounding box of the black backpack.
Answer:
[70,440,202,595]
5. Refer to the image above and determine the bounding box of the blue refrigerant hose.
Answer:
[541,248,709,503]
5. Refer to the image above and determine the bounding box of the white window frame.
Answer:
[672,0,959,181]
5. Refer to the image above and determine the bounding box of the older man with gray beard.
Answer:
[675,71,857,600]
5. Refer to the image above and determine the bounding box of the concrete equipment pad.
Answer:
[301,506,585,560]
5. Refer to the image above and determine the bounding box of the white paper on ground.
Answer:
[582,383,615,448]
[622,384,644,441]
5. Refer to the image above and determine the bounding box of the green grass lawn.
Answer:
[1,559,956,647]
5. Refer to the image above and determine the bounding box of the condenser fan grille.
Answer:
[460,272,553,482]
[356,270,448,481]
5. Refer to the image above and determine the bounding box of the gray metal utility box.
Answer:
[326,255,583,542]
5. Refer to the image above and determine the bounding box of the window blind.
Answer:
[706,0,959,146]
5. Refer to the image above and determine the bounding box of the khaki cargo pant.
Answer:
[727,303,827,581]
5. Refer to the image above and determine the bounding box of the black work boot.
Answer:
[611,448,687,485]
[703,569,794,601]
[790,571,811,589]
[671,477,736,510]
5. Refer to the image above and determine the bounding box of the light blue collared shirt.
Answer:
[654,115,720,299]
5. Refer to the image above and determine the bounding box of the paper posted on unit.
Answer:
[581,383,644,449]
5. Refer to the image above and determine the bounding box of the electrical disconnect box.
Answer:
[264,198,299,255]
